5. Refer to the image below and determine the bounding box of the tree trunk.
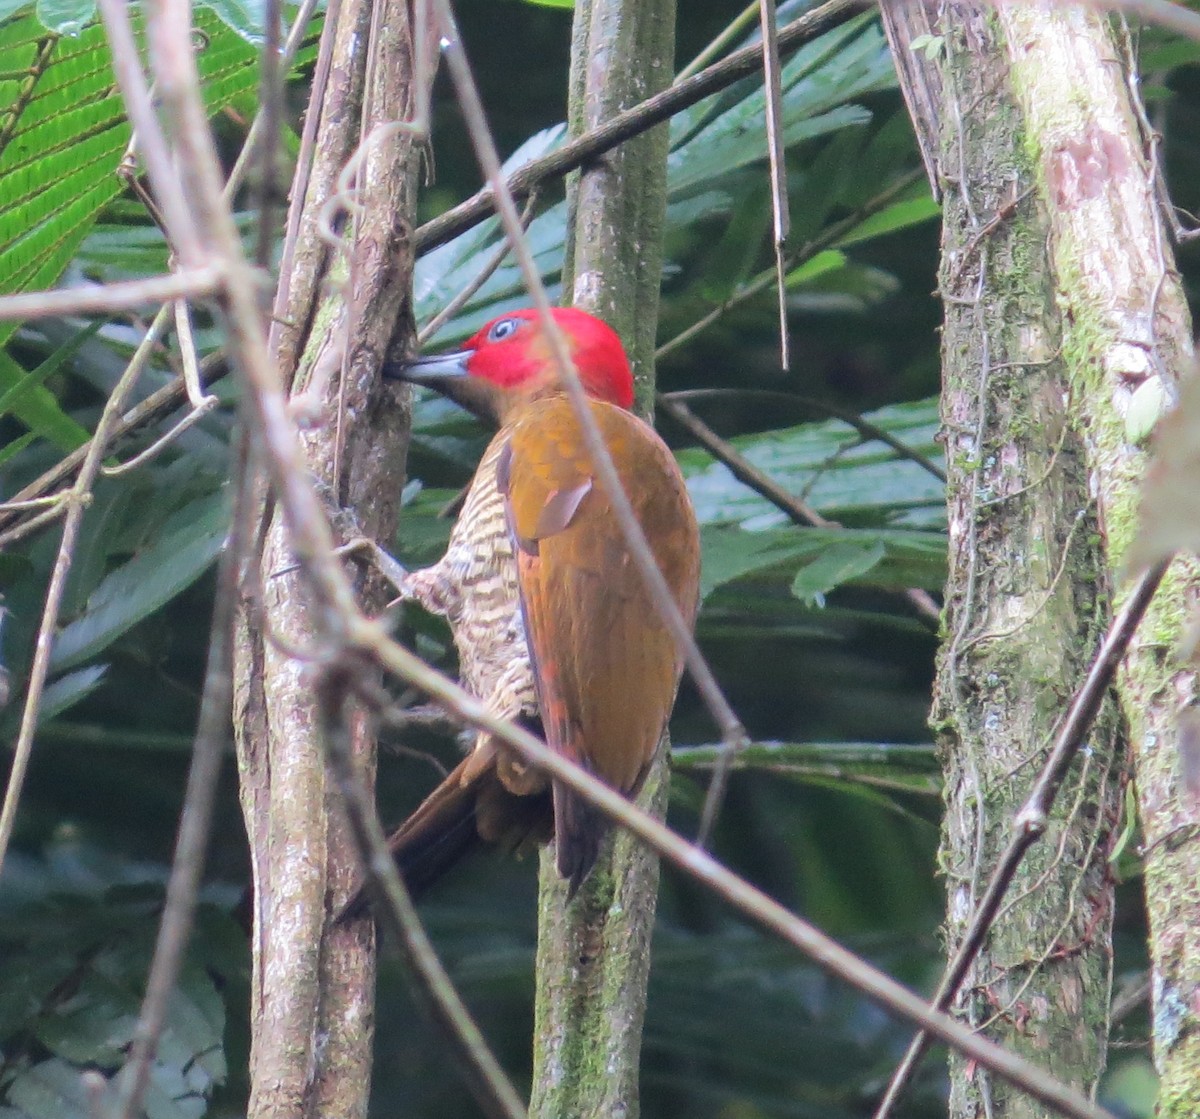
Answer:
[232,3,424,1116]
[989,7,1198,1115]
[528,1,675,1116]
[887,3,1129,1115]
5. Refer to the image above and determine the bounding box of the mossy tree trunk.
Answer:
[991,7,1198,1115]
[528,1,675,1116]
[887,4,1128,1115]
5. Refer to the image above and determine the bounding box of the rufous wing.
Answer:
[498,395,701,893]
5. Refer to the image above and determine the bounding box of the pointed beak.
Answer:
[383,345,504,425]
[383,348,472,385]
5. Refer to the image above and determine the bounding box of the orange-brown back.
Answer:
[499,395,701,889]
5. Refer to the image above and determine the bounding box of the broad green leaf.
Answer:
[33,664,107,724]
[51,488,229,670]
[199,0,266,42]
[681,396,944,531]
[786,248,847,287]
[699,524,944,601]
[0,321,99,419]
[0,348,90,449]
[34,0,92,33]
[791,538,886,604]
[0,8,285,351]
[6,1058,93,1119]
[834,192,940,247]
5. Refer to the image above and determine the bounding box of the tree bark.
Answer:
[886,3,1127,1115]
[989,7,1198,1115]
[529,1,675,1116]
[232,3,424,1116]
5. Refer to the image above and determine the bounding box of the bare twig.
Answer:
[102,301,222,477]
[414,0,866,253]
[417,190,539,345]
[658,392,829,526]
[0,312,162,881]
[0,0,317,535]
[758,0,790,370]
[255,0,284,269]
[663,387,946,482]
[97,0,205,266]
[0,269,222,321]
[436,0,751,837]
[114,429,252,1119]
[0,337,219,539]
[362,629,1116,1119]
[675,0,759,83]
[654,168,926,361]
[99,394,221,476]
[320,667,527,1119]
[657,393,941,635]
[871,561,1166,1119]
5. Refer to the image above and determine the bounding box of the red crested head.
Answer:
[389,307,635,421]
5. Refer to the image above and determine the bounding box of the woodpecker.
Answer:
[349,307,700,908]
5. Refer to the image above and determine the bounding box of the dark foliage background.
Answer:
[1,1,1189,1116]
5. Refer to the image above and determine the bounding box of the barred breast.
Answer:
[400,431,539,735]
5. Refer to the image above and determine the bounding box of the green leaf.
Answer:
[681,396,945,531]
[699,524,944,602]
[51,488,230,671]
[0,8,276,349]
[6,1058,94,1119]
[34,0,93,33]
[34,664,108,724]
[0,429,36,465]
[790,539,887,604]
[0,348,90,450]
[833,192,940,247]
[785,248,847,287]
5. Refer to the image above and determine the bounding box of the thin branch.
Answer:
[655,168,926,361]
[414,0,866,253]
[417,190,539,345]
[0,339,218,540]
[0,0,316,538]
[321,667,528,1119]
[99,393,220,477]
[0,311,163,882]
[436,0,751,828]
[0,269,222,321]
[657,394,941,634]
[360,624,1117,1119]
[657,392,830,526]
[254,0,284,269]
[230,0,323,202]
[662,388,947,483]
[758,0,790,370]
[675,0,759,83]
[871,561,1167,1119]
[97,0,205,266]
[114,428,251,1119]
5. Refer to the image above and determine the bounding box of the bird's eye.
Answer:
[487,317,520,342]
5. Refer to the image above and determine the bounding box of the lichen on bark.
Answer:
[916,6,1123,1116]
